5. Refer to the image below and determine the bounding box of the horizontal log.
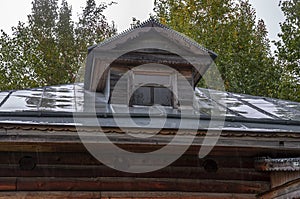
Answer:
[110,65,193,77]
[0,142,299,162]
[0,152,105,166]
[0,139,299,158]
[110,60,194,69]
[0,178,16,191]
[0,152,256,168]
[0,192,101,199]
[110,66,193,73]
[111,55,193,67]
[3,127,300,150]
[0,142,86,153]
[16,177,269,194]
[0,165,269,181]
[1,128,300,157]
[0,191,256,199]
[101,192,256,199]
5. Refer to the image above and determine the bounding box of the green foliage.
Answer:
[76,0,116,47]
[28,0,60,86]
[154,0,281,98]
[275,0,300,102]
[56,0,76,82]
[75,0,116,64]
[130,17,141,28]
[0,23,39,90]
[0,0,116,90]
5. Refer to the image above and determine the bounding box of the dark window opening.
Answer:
[130,86,173,107]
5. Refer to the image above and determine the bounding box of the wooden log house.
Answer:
[0,19,300,198]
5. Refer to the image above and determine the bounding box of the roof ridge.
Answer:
[93,17,217,58]
[97,17,165,47]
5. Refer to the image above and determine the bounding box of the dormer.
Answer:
[84,18,217,109]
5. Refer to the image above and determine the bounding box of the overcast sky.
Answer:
[0,0,284,51]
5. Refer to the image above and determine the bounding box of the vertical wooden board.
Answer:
[270,172,300,188]
[91,59,109,92]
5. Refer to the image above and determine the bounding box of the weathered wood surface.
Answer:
[270,172,300,188]
[0,135,272,195]
[109,64,194,106]
[0,165,269,181]
[1,127,300,155]
[0,141,298,162]
[109,52,202,67]
[5,126,300,196]
[101,192,256,199]
[259,178,300,199]
[0,191,256,199]
[0,178,16,191]
[0,192,101,199]
[0,138,299,157]
[0,177,267,193]
[0,152,256,168]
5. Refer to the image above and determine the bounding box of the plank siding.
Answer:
[109,62,194,107]
[270,172,300,188]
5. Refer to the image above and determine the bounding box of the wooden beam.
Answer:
[0,178,16,191]
[0,138,299,158]
[101,191,256,199]
[15,177,269,194]
[0,152,255,168]
[1,128,300,154]
[259,178,300,199]
[0,191,256,199]
[0,165,269,182]
[0,192,101,199]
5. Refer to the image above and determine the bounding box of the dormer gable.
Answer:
[84,18,217,109]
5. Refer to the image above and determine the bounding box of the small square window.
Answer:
[130,86,173,107]
[130,71,175,107]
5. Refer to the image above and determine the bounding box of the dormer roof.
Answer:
[84,18,217,91]
[90,18,217,59]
